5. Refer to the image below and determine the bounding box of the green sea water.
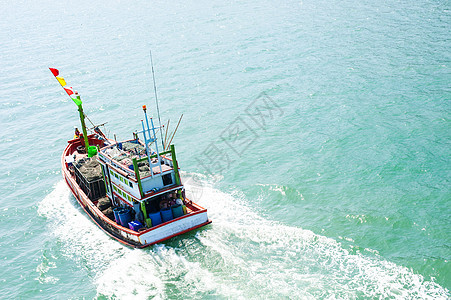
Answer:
[0,0,449,298]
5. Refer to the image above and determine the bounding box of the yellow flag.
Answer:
[56,76,66,87]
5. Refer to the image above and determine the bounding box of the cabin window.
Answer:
[129,181,133,188]
[127,195,131,201]
[162,173,173,186]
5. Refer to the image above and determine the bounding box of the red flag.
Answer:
[64,87,74,96]
[49,68,59,77]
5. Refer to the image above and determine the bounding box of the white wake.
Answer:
[38,177,449,299]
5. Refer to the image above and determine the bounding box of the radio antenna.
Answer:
[150,49,164,149]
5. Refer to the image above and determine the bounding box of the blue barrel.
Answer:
[128,221,142,231]
[171,204,184,219]
[113,207,123,225]
[160,207,173,223]
[118,209,132,227]
[148,211,162,227]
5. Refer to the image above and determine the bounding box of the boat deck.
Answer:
[64,136,208,236]
[100,140,174,178]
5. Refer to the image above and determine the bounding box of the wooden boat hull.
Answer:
[62,136,211,248]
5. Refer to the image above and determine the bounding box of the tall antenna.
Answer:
[149,49,165,149]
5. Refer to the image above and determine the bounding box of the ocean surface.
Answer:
[0,0,449,298]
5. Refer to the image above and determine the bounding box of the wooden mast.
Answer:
[75,94,90,152]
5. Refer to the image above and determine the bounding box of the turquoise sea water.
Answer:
[0,0,449,298]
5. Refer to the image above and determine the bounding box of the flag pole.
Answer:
[163,119,170,149]
[166,114,183,150]
[149,50,165,149]
[49,68,90,152]
[76,96,90,152]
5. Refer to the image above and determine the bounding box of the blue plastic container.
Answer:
[128,221,142,231]
[148,211,162,227]
[113,207,124,225]
[118,209,132,227]
[160,207,173,223]
[171,204,184,219]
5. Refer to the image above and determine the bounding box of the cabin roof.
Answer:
[99,139,174,179]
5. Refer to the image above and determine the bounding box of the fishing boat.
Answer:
[50,67,211,248]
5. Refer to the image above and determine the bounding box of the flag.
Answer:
[49,67,82,106]
[56,76,67,86]
[64,86,74,96]
[72,95,82,106]
[49,68,59,77]
[66,87,82,105]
